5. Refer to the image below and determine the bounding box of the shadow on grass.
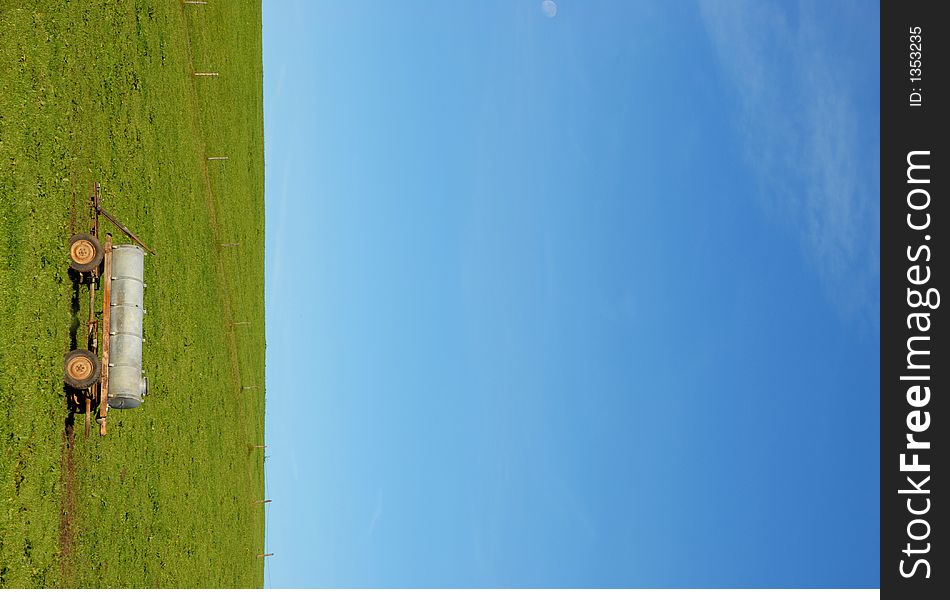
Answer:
[68,269,81,352]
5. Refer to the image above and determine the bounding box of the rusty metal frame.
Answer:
[99,207,156,255]
[98,234,112,436]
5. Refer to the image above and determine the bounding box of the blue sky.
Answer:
[262,0,879,588]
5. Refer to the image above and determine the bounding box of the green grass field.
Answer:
[0,1,265,588]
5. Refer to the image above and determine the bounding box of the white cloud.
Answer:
[698,0,878,323]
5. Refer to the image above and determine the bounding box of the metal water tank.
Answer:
[109,245,149,408]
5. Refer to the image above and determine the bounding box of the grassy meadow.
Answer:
[0,1,265,588]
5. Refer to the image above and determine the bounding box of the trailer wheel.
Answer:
[64,349,101,389]
[68,233,104,272]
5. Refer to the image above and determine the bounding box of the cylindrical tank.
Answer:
[109,245,149,409]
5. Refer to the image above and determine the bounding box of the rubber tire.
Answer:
[64,349,101,389]
[68,233,104,273]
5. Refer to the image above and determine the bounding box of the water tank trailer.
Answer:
[64,183,155,437]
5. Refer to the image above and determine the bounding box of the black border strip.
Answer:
[882,1,946,596]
